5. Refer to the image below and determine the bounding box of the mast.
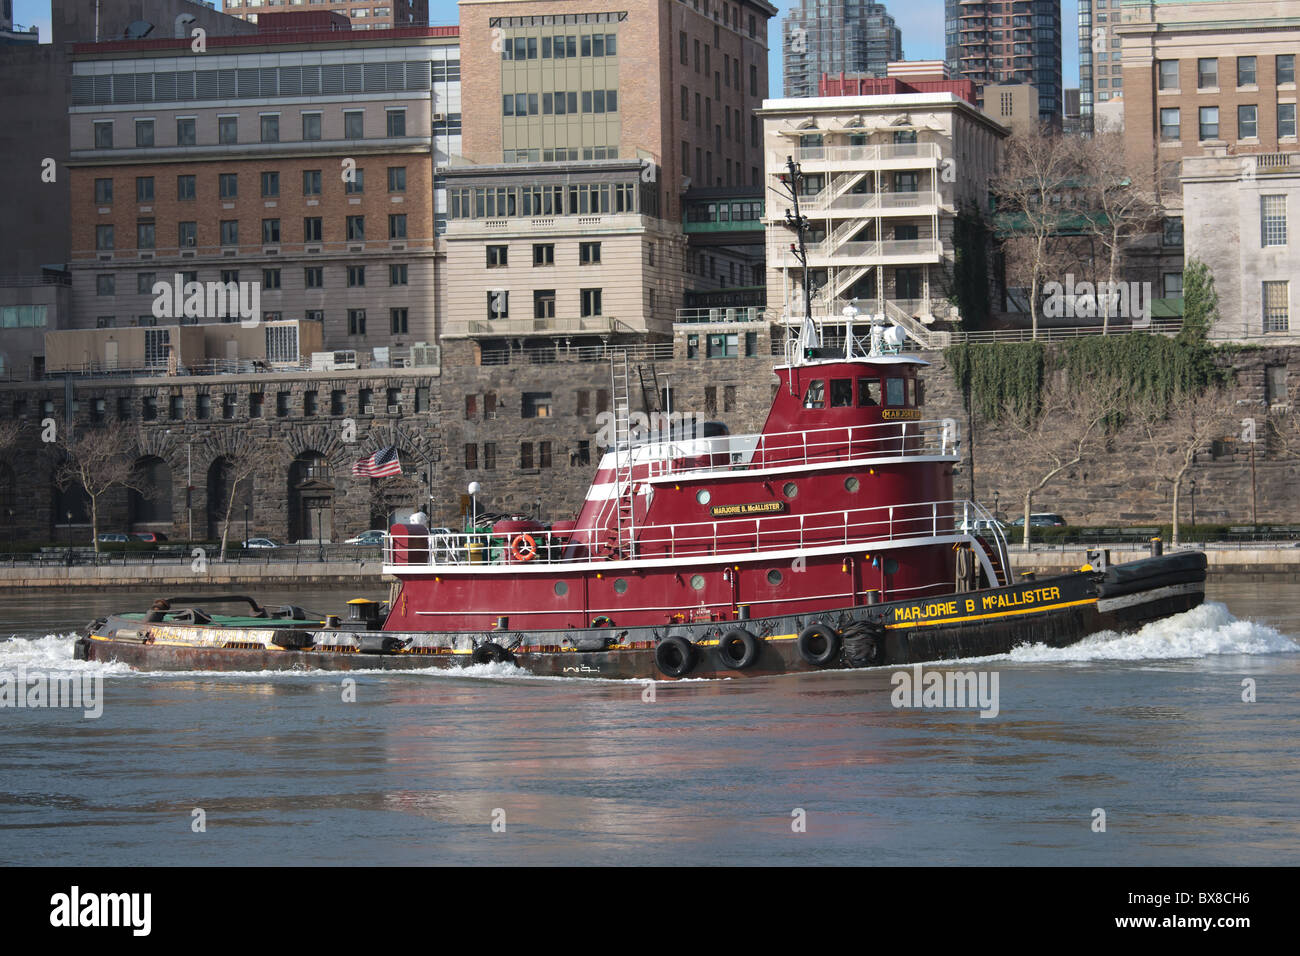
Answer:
[780,155,815,355]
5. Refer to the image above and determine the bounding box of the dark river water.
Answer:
[1,579,1297,866]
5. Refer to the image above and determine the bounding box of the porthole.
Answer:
[767,569,783,586]
[783,481,798,498]
[696,488,712,505]
[884,558,899,575]
[690,574,706,591]
[554,581,568,596]
[614,578,628,594]
[844,477,860,492]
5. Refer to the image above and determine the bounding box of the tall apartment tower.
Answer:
[944,0,1062,126]
[1077,0,1123,132]
[224,0,431,29]
[783,0,903,98]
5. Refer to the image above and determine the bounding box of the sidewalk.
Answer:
[0,560,386,589]
[1007,546,1300,575]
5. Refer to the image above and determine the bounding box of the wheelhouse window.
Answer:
[859,378,881,406]
[885,377,906,406]
[803,380,825,409]
[830,379,853,407]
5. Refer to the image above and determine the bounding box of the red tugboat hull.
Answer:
[75,553,1206,679]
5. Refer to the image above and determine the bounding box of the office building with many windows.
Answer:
[447,0,776,348]
[64,17,459,357]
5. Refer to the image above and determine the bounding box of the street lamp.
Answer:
[315,504,324,562]
[243,503,250,552]
[1189,478,1197,537]
[65,510,73,565]
[993,490,1000,521]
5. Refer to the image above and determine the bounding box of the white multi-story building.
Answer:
[1184,150,1300,344]
[759,90,1006,344]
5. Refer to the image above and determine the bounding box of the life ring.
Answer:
[797,622,841,667]
[510,533,538,562]
[591,615,615,628]
[717,628,760,670]
[655,635,696,677]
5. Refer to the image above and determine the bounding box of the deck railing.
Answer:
[621,417,960,480]
[384,498,999,569]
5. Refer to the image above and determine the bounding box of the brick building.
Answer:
[1117,0,1300,197]
[64,17,460,360]
[223,1,431,30]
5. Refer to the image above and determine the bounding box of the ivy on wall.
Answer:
[946,341,1045,422]
[946,335,1233,422]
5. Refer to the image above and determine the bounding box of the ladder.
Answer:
[609,353,636,556]
[637,363,662,418]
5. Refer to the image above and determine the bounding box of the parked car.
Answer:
[97,532,131,543]
[1010,513,1067,528]
[241,538,280,549]
[344,530,387,545]
[133,532,169,543]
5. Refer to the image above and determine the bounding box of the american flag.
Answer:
[352,445,402,478]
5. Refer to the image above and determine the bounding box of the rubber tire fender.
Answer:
[472,641,513,665]
[655,635,697,678]
[717,628,761,670]
[797,622,841,666]
[840,621,883,668]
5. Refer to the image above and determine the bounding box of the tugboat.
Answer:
[76,317,1207,679]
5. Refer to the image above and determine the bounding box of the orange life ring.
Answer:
[510,533,538,562]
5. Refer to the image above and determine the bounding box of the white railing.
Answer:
[793,143,942,165]
[619,418,960,481]
[385,497,992,569]
[804,190,943,214]
[806,238,944,261]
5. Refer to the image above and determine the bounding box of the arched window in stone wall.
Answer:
[207,456,254,541]
[289,452,333,543]
[129,456,173,527]
[0,463,16,540]
[52,480,91,527]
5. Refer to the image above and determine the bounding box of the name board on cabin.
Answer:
[709,501,788,518]
[880,409,922,421]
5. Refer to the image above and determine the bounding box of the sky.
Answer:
[11,0,1082,95]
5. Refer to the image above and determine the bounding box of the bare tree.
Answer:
[1075,131,1159,333]
[55,423,148,551]
[996,374,1125,548]
[215,453,260,561]
[992,130,1084,338]
[0,420,22,455]
[1265,409,1300,461]
[1264,377,1300,460]
[1136,388,1239,547]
